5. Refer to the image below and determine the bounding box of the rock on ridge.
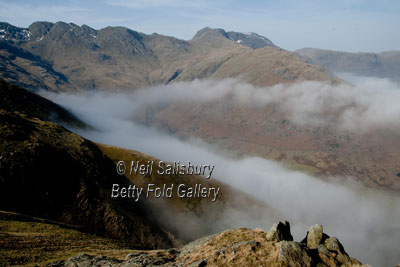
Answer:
[266,220,293,241]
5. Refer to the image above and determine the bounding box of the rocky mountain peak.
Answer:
[227,31,276,49]
[192,27,230,40]
[28,21,54,41]
[0,22,32,43]
[191,27,234,47]
[191,27,276,50]
[96,26,145,55]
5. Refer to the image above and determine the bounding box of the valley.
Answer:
[0,18,399,266]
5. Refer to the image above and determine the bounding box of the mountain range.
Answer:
[2,21,399,92]
[0,21,338,91]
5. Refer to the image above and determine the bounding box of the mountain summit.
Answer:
[227,31,276,49]
[192,27,276,49]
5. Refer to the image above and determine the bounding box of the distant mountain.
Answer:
[0,22,34,42]
[191,27,235,47]
[227,31,276,49]
[0,21,337,91]
[0,22,75,91]
[192,27,276,49]
[295,48,400,82]
[0,40,75,91]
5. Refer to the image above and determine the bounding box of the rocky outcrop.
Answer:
[301,224,363,267]
[278,241,312,267]
[266,220,293,241]
[305,224,324,249]
[49,221,364,267]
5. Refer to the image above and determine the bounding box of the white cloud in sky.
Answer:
[105,0,212,9]
[0,2,130,29]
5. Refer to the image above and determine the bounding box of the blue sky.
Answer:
[0,0,399,52]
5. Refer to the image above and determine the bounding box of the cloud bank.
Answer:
[120,77,400,132]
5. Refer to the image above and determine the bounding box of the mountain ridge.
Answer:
[0,21,338,91]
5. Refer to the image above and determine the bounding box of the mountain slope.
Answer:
[0,109,175,249]
[135,89,400,191]
[210,46,339,86]
[0,41,75,91]
[0,210,135,266]
[0,79,84,127]
[0,81,177,249]
[227,31,276,49]
[295,48,400,82]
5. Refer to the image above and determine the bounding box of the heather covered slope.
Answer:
[0,79,84,127]
[0,80,177,249]
[0,109,175,249]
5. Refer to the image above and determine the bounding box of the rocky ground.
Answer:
[45,221,365,267]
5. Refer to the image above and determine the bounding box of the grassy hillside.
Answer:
[0,211,137,267]
[0,109,175,248]
[0,79,85,127]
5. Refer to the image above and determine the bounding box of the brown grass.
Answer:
[0,211,137,267]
